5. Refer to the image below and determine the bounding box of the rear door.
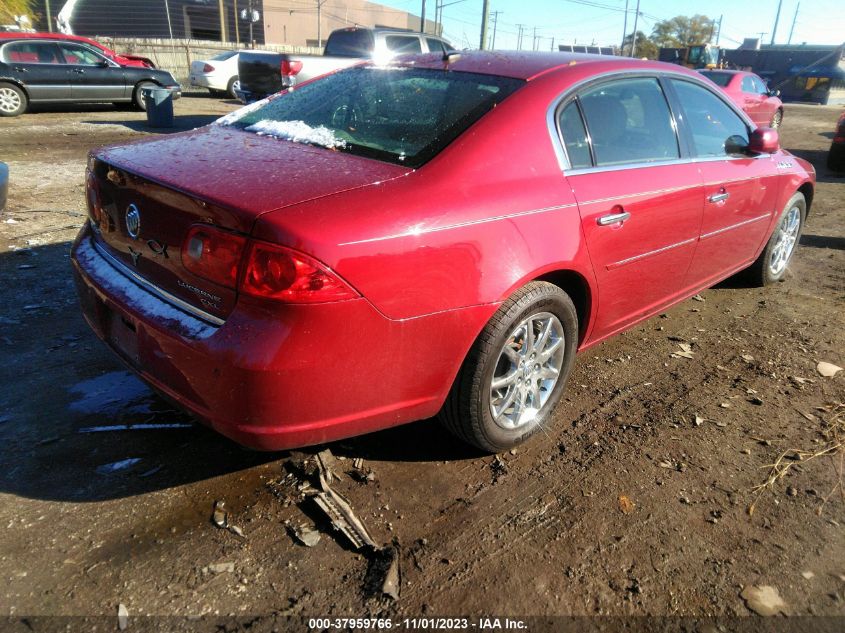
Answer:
[739,74,767,125]
[557,76,704,341]
[0,40,70,101]
[668,77,782,288]
[56,42,126,100]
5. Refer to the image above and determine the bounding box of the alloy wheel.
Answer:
[0,87,21,114]
[769,205,801,276]
[489,312,565,430]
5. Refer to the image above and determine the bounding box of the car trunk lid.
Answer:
[89,125,410,322]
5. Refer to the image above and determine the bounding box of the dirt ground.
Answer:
[0,96,843,631]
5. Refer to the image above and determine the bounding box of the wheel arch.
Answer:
[534,269,593,345]
[797,181,814,216]
[0,77,29,98]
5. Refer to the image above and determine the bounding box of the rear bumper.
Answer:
[70,224,491,450]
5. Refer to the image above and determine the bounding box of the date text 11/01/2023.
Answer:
[308,618,528,630]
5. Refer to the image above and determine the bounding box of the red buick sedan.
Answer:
[0,32,155,68]
[71,52,815,452]
[700,69,784,128]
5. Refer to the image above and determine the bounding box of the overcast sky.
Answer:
[377,0,845,51]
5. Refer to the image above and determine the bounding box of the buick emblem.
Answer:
[125,204,141,239]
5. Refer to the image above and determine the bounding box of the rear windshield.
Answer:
[221,66,524,168]
[701,71,732,87]
[324,30,375,57]
[210,50,238,61]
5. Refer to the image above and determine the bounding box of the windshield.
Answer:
[210,50,238,61]
[220,66,524,168]
[702,71,732,87]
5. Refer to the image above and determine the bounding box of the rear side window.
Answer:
[211,50,238,61]
[324,30,375,57]
[2,41,62,64]
[670,79,749,157]
[557,101,591,169]
[385,36,422,54]
[578,77,679,166]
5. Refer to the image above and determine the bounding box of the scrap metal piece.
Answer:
[313,472,376,550]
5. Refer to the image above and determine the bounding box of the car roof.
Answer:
[391,50,703,82]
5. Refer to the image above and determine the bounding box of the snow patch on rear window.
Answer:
[214,96,271,126]
[244,119,347,149]
[75,236,217,339]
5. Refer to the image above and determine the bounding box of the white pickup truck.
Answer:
[236,27,456,103]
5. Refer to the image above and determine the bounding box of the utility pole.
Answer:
[45,0,52,32]
[420,0,426,33]
[620,0,628,54]
[715,15,722,45]
[533,26,538,51]
[757,31,767,43]
[490,11,501,50]
[218,0,228,42]
[317,0,325,48]
[480,0,490,50]
[550,36,555,52]
[516,24,525,50]
[788,2,799,45]
[770,0,783,45]
[248,0,255,46]
[233,0,240,45]
[630,0,640,57]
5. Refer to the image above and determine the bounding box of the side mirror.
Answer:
[748,127,780,154]
[98,60,110,68]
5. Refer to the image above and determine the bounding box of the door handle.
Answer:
[72,68,85,74]
[597,211,631,226]
[13,66,26,72]
[708,192,730,203]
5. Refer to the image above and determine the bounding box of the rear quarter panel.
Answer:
[252,68,598,323]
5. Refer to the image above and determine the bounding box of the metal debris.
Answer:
[741,354,755,363]
[692,294,705,302]
[671,343,695,359]
[382,550,400,600]
[316,449,340,485]
[207,562,235,574]
[313,472,377,550]
[117,603,128,630]
[293,524,322,547]
[740,585,788,616]
[211,500,246,538]
[816,361,842,377]
[364,544,401,600]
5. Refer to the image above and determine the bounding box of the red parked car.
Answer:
[700,69,784,128]
[0,32,154,68]
[827,110,845,171]
[71,52,815,453]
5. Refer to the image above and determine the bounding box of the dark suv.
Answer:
[0,37,180,117]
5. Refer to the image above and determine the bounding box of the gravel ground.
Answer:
[0,97,843,631]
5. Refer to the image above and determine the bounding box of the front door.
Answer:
[668,78,782,288]
[556,77,704,341]
[56,42,126,101]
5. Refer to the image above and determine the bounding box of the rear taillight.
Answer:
[182,225,247,290]
[181,226,356,303]
[241,240,357,303]
[202,63,215,73]
[281,60,303,77]
[86,170,105,228]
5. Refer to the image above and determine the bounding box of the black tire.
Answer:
[439,282,578,453]
[0,82,27,117]
[770,108,783,129]
[746,192,806,286]
[226,77,240,100]
[827,143,845,172]
[132,81,157,111]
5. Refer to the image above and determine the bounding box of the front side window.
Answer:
[557,100,591,169]
[221,66,523,167]
[425,37,446,54]
[752,76,768,94]
[324,30,375,57]
[578,77,679,166]
[58,43,104,65]
[2,41,61,64]
[670,79,749,157]
[385,36,422,54]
